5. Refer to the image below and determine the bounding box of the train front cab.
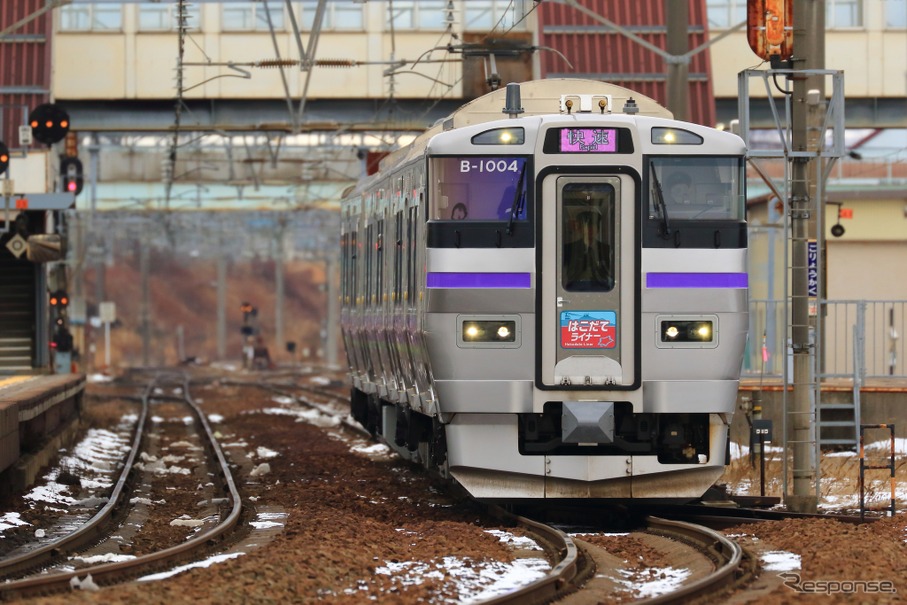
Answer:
[442,117,748,500]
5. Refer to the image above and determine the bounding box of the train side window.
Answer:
[351,231,358,305]
[404,206,416,303]
[561,184,615,292]
[394,211,404,304]
[409,204,419,304]
[341,233,348,302]
[365,225,374,306]
[376,220,384,305]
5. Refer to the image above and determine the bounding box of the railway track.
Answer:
[2,365,898,601]
[248,370,757,604]
[0,371,243,600]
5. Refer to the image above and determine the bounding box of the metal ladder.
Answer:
[817,322,863,449]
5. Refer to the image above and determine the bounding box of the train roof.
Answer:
[376,79,673,173]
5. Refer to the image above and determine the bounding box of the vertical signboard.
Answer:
[808,240,818,316]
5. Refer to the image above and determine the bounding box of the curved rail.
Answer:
[0,379,153,578]
[639,516,749,605]
[478,507,582,605]
[0,372,244,600]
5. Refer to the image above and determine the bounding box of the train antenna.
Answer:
[502,83,524,118]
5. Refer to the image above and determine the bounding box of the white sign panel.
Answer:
[99,301,116,323]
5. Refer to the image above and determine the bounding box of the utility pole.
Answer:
[216,249,227,360]
[275,216,286,359]
[89,134,105,306]
[787,0,825,514]
[325,254,339,366]
[665,0,689,121]
[140,231,151,367]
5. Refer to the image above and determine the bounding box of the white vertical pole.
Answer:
[104,321,111,368]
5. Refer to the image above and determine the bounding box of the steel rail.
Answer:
[0,372,244,601]
[639,516,747,605]
[479,512,581,605]
[0,378,153,579]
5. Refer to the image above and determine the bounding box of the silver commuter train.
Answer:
[340,79,748,500]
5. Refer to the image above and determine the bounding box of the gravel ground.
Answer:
[5,374,544,604]
[3,369,906,604]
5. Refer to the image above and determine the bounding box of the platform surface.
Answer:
[0,374,86,420]
[741,376,907,393]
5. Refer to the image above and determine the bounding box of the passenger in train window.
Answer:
[450,203,468,219]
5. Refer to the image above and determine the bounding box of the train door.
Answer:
[539,175,636,387]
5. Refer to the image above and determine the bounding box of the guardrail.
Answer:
[744,299,906,379]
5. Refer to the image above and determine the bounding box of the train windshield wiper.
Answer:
[506,161,528,236]
[649,161,671,239]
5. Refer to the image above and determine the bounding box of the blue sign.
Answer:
[807,240,818,297]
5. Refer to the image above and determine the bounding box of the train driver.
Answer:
[665,172,693,205]
[563,209,613,291]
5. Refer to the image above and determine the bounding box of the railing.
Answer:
[744,299,906,379]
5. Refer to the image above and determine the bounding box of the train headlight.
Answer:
[471,127,525,145]
[458,316,521,348]
[656,315,718,349]
[651,127,703,145]
[660,320,714,343]
[462,320,516,342]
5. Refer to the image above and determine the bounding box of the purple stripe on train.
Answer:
[426,272,531,289]
[646,272,748,288]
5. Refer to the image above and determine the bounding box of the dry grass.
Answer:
[719,444,907,512]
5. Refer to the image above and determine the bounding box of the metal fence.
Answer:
[744,300,906,379]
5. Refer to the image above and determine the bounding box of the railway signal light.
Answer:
[49,289,69,308]
[0,141,9,175]
[60,156,84,195]
[746,0,793,63]
[241,302,255,322]
[29,103,70,146]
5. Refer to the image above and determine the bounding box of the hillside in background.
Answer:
[79,247,331,370]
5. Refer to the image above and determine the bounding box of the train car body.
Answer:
[340,79,748,501]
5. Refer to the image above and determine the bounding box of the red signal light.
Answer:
[67,180,77,192]
[50,296,59,306]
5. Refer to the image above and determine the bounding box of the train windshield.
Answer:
[429,156,529,221]
[648,157,745,221]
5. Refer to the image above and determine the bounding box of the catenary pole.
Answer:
[787,0,825,514]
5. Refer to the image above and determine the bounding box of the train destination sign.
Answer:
[559,128,618,153]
